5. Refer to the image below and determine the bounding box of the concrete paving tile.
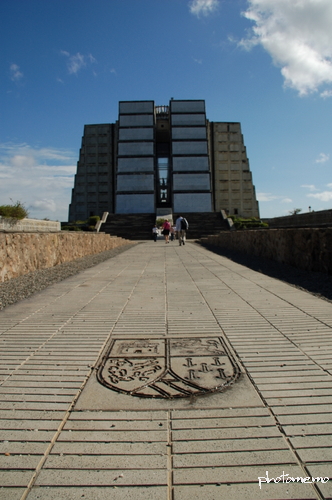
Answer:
[173,464,306,485]
[257,381,332,391]
[265,396,332,405]
[0,430,56,441]
[0,442,49,454]
[297,448,332,463]
[58,430,167,442]
[316,482,332,500]
[261,388,332,398]
[11,370,89,377]
[171,415,275,429]
[64,420,167,431]
[283,423,332,435]
[172,426,282,441]
[69,410,167,420]
[171,407,270,419]
[0,470,34,487]
[0,488,26,500]
[252,375,330,383]
[26,486,167,500]
[0,454,42,468]
[173,449,297,468]
[173,483,319,500]
[35,469,167,486]
[273,404,332,415]
[51,441,166,455]
[8,375,83,382]
[172,437,289,454]
[278,413,332,425]
[0,394,74,403]
[290,435,332,448]
[305,465,332,498]
[0,419,60,429]
[0,387,77,396]
[246,366,320,373]
[44,454,166,469]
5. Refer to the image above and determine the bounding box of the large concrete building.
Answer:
[68,99,259,221]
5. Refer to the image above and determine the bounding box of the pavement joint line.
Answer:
[18,257,154,500]
[168,245,244,376]
[226,338,327,500]
[18,366,95,500]
[0,263,134,388]
[172,243,328,500]
[167,409,173,500]
[193,242,332,325]
[1,242,332,498]
[189,243,332,378]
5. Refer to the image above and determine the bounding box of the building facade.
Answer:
[68,99,259,221]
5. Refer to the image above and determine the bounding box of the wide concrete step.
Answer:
[176,212,229,239]
[103,212,229,240]
[102,214,156,240]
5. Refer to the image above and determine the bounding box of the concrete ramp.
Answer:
[0,241,331,499]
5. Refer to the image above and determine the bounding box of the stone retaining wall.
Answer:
[265,209,332,228]
[0,217,60,232]
[201,228,332,274]
[0,232,130,282]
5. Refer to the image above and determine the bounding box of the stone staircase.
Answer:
[177,212,229,239]
[102,213,156,240]
[102,212,229,240]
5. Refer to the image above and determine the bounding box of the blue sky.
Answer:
[1,0,332,221]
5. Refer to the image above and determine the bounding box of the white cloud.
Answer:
[308,191,332,202]
[315,152,329,163]
[60,51,96,75]
[257,192,279,202]
[10,63,23,82]
[301,184,318,191]
[257,192,293,203]
[0,143,76,221]
[321,90,332,98]
[306,183,332,202]
[30,199,57,212]
[240,0,332,96]
[189,0,219,17]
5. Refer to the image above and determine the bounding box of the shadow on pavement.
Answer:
[199,242,332,303]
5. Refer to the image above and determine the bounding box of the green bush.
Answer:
[156,218,166,226]
[0,200,29,219]
[88,215,100,227]
[229,215,269,230]
[61,225,82,231]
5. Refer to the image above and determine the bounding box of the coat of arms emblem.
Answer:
[97,337,240,398]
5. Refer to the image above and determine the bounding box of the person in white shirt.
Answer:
[152,224,158,242]
[175,215,188,246]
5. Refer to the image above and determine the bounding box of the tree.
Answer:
[289,208,302,215]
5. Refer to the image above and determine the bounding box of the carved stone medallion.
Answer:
[97,337,240,398]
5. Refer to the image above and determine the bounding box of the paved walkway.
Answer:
[1,241,332,500]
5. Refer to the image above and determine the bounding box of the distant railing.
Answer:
[155,105,169,116]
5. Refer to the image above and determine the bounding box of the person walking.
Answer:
[176,215,189,246]
[170,225,175,241]
[152,224,158,242]
[162,219,171,244]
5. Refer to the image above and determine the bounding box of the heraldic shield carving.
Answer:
[97,337,240,398]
